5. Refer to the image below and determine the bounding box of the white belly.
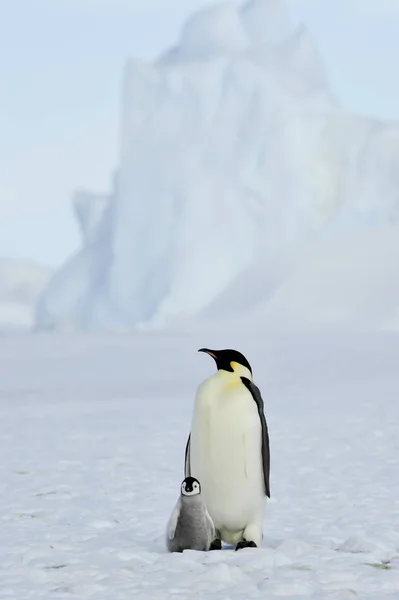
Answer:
[189,377,265,538]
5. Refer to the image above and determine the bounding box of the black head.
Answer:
[181,476,201,496]
[198,348,252,375]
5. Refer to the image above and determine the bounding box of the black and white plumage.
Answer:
[166,477,215,553]
[240,376,271,499]
[184,348,271,551]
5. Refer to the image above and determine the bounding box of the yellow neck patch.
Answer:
[229,361,253,381]
[218,361,250,387]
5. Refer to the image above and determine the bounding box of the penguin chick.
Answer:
[166,477,216,553]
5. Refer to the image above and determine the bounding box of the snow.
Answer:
[200,225,399,332]
[6,2,399,591]
[0,258,52,332]
[35,0,399,332]
[2,329,399,598]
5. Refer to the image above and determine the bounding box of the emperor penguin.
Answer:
[166,476,215,553]
[184,348,270,551]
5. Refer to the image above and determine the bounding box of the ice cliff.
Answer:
[35,0,399,332]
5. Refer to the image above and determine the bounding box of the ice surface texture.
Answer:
[2,330,399,598]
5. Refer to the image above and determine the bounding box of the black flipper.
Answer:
[184,433,191,477]
[241,377,271,498]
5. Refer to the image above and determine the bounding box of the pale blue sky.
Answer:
[1,0,399,267]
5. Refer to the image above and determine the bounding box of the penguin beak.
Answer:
[198,348,217,359]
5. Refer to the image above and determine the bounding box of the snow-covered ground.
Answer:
[2,329,399,598]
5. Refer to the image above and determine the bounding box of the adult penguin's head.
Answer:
[198,348,253,377]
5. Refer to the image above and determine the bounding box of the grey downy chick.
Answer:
[166,477,215,552]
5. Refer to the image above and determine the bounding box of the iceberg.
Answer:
[0,258,52,331]
[35,0,399,332]
[199,225,399,332]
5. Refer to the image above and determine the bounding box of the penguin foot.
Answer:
[235,540,257,551]
[209,538,222,551]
